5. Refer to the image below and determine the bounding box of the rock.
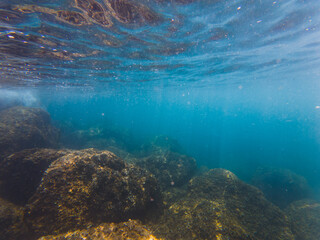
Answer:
[0,197,26,240]
[136,151,197,190]
[0,106,59,160]
[140,135,185,156]
[38,219,160,240]
[285,199,320,240]
[25,149,163,237]
[60,125,137,152]
[152,169,295,240]
[251,168,312,208]
[0,148,69,205]
[162,186,188,207]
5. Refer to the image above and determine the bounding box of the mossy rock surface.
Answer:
[0,197,26,240]
[285,199,320,240]
[25,148,163,237]
[152,168,295,240]
[252,168,312,208]
[38,219,161,240]
[136,150,196,190]
[0,106,59,161]
[0,148,69,205]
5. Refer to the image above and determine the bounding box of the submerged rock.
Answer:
[0,106,59,160]
[0,148,69,205]
[38,219,160,240]
[60,125,136,152]
[152,169,295,240]
[251,168,312,208]
[25,149,162,237]
[285,199,320,240]
[0,197,26,240]
[136,150,196,190]
[140,135,185,156]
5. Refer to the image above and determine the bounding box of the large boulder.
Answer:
[135,150,197,190]
[285,199,320,240]
[38,219,160,240]
[0,106,59,160]
[251,168,312,208]
[152,169,295,240]
[25,149,163,237]
[0,148,69,205]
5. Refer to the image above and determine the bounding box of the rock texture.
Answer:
[152,169,295,240]
[38,219,160,240]
[25,149,163,237]
[136,150,196,190]
[251,168,312,208]
[0,197,26,240]
[0,106,59,160]
[0,148,69,205]
[285,199,320,240]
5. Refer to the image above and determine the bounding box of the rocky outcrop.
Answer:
[38,219,160,240]
[136,150,196,190]
[0,148,69,205]
[251,168,312,208]
[25,148,163,237]
[285,199,320,240]
[0,106,59,160]
[0,197,26,240]
[152,169,295,240]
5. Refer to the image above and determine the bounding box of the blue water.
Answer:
[1,0,320,194]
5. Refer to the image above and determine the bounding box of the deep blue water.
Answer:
[1,0,320,196]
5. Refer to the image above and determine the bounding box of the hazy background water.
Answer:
[1,0,320,195]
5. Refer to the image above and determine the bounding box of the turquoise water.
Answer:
[1,0,320,184]
[1,0,320,228]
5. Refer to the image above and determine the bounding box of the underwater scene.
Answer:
[1,0,320,239]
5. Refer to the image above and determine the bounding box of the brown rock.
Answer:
[38,219,161,240]
[0,148,69,205]
[0,197,26,240]
[285,199,320,240]
[152,169,295,240]
[0,106,59,160]
[25,149,163,237]
[136,150,197,190]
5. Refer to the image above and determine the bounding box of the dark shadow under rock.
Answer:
[0,148,70,205]
[25,148,163,237]
[0,106,59,161]
[251,168,312,209]
[151,169,295,240]
[38,219,160,240]
[285,199,320,240]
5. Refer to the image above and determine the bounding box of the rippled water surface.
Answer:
[1,0,320,87]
